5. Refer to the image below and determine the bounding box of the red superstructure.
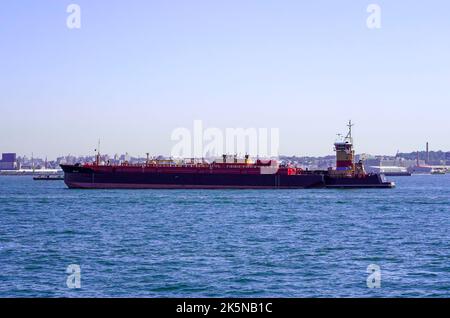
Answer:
[83,157,299,176]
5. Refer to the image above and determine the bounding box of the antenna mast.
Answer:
[346,120,354,144]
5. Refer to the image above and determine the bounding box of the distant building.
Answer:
[366,165,409,175]
[363,157,418,169]
[0,153,18,170]
[445,152,450,165]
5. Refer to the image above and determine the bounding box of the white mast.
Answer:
[346,120,354,144]
[95,139,101,165]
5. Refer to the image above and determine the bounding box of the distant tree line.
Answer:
[397,151,450,161]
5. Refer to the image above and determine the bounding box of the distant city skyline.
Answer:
[1,1,450,158]
[4,148,450,164]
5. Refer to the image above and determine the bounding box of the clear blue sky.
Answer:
[1,0,449,158]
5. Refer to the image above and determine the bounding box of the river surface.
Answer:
[0,175,449,297]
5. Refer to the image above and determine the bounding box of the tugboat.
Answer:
[324,121,394,188]
[61,122,394,189]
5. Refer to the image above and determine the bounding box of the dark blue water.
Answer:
[0,175,449,297]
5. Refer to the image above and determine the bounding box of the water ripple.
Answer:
[0,175,449,297]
